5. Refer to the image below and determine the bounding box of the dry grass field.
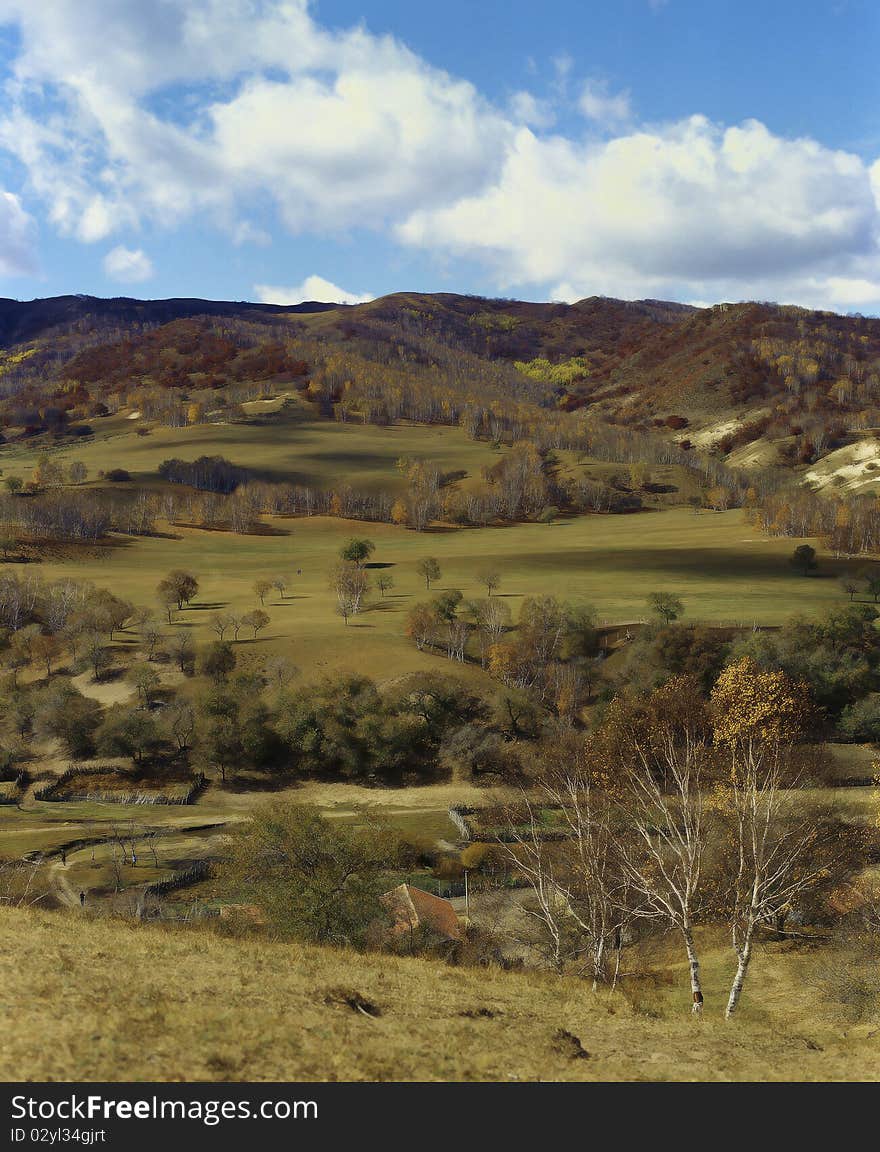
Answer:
[2,907,877,1082]
[17,506,848,690]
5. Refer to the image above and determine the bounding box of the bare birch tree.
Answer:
[499,748,632,987]
[602,677,710,1013]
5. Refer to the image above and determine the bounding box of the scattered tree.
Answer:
[376,573,394,598]
[200,641,237,682]
[647,591,684,625]
[253,579,272,606]
[242,608,270,640]
[340,538,375,567]
[477,567,501,597]
[790,544,818,576]
[417,556,441,591]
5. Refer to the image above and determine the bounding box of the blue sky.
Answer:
[0,0,877,312]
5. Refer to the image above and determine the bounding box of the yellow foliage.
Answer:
[711,657,810,746]
[390,499,408,526]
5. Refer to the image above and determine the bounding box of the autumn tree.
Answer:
[417,556,441,591]
[865,570,880,603]
[470,597,511,668]
[242,608,270,640]
[158,570,199,611]
[85,631,111,681]
[711,658,821,1018]
[158,583,178,624]
[841,576,859,602]
[31,633,61,679]
[390,499,408,527]
[68,460,88,485]
[340,538,375,567]
[477,567,501,597]
[499,744,631,985]
[790,544,818,576]
[127,662,161,706]
[165,699,196,753]
[263,654,298,690]
[168,630,196,675]
[98,706,160,766]
[406,602,441,652]
[600,677,710,1013]
[647,591,684,625]
[210,612,233,641]
[200,641,237,682]
[140,618,163,661]
[329,560,370,624]
[253,579,272,606]
[376,573,394,598]
[32,456,64,490]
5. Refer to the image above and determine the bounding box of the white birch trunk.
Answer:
[725,938,752,1018]
[683,924,704,1014]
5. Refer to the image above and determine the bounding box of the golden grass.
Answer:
[15,507,849,700]
[1,906,877,1082]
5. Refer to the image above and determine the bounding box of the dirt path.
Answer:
[47,858,80,908]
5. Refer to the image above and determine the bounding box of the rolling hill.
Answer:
[0,290,878,485]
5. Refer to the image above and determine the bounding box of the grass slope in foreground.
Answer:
[2,907,877,1082]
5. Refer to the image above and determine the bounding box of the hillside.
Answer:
[2,906,877,1082]
[0,290,877,485]
[0,294,339,347]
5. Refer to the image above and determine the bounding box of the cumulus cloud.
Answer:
[0,1,876,312]
[103,245,154,283]
[0,0,510,239]
[400,117,880,310]
[0,190,37,276]
[254,276,373,306]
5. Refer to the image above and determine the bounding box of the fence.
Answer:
[144,859,212,897]
[35,767,206,806]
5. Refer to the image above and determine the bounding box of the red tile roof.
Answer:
[380,883,462,940]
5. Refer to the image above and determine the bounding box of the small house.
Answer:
[380,883,462,941]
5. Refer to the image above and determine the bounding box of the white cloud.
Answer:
[578,79,631,125]
[819,277,880,307]
[0,0,511,239]
[400,117,880,311]
[0,1,876,313]
[103,245,154,283]
[0,190,37,276]
[508,90,555,130]
[232,221,271,247]
[254,276,373,306]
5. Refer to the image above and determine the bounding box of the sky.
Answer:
[0,0,877,313]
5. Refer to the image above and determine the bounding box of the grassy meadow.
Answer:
[27,506,846,682]
[3,410,879,1085]
[2,906,877,1082]
[0,401,507,496]
[3,403,843,690]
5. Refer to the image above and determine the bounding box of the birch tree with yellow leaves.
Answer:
[711,658,819,1018]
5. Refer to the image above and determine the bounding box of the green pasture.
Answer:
[0,403,507,496]
[17,506,849,690]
